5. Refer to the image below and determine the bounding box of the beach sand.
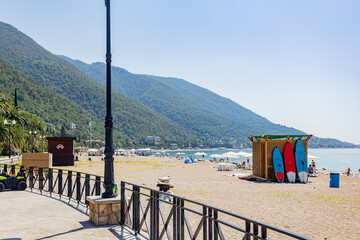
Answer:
[64,155,360,240]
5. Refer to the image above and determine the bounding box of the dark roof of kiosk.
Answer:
[248,135,312,141]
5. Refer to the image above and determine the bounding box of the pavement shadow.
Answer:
[25,189,89,215]
[34,221,140,240]
[34,221,99,240]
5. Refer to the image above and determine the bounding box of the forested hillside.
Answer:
[0,58,103,140]
[59,56,304,139]
[0,21,194,145]
[0,21,357,148]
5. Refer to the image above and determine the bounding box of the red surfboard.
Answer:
[284,143,296,183]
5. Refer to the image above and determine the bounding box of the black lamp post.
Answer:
[4,119,16,158]
[29,130,37,152]
[102,0,116,198]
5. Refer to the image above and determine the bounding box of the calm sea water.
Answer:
[165,148,360,172]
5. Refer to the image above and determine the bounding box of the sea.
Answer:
[164,148,360,172]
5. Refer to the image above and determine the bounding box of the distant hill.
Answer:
[58,56,304,138]
[0,58,103,140]
[58,57,359,148]
[0,20,356,148]
[0,21,194,145]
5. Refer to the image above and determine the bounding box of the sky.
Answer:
[0,0,359,144]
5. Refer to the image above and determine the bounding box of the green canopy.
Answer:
[248,135,311,141]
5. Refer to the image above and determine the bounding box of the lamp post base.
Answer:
[102,191,117,198]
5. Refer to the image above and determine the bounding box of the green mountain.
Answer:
[58,57,359,148]
[0,21,194,145]
[0,21,356,148]
[0,58,103,140]
[58,56,303,136]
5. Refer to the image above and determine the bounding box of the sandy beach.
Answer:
[63,155,360,240]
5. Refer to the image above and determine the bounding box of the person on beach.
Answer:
[346,167,351,176]
[311,160,316,168]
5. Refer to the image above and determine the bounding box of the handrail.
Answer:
[0,164,310,239]
[0,164,104,205]
[121,181,311,240]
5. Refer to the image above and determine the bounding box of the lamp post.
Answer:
[102,0,116,198]
[29,130,37,152]
[4,119,16,158]
[39,135,45,152]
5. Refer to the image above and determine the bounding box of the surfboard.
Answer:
[283,142,296,183]
[295,138,307,183]
[272,147,285,183]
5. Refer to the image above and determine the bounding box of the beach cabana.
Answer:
[248,135,312,181]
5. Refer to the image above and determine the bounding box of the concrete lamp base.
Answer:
[87,196,120,226]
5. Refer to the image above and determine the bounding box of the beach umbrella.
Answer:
[155,152,161,155]
[221,153,239,159]
[308,154,320,160]
[210,154,223,158]
[176,152,185,155]
[231,151,252,157]
[194,152,207,157]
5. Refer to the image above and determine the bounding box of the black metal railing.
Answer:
[0,164,104,205]
[120,181,310,240]
[1,164,310,239]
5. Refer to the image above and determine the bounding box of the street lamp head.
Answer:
[4,119,7,125]
[34,131,37,134]
[12,120,16,125]
[29,131,32,134]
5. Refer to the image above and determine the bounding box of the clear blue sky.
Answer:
[1,0,359,144]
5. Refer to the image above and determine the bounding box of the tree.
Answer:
[60,125,66,137]
[14,89,18,109]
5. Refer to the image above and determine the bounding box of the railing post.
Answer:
[85,174,90,205]
[245,220,251,240]
[58,169,63,195]
[173,196,177,240]
[3,165,8,175]
[253,223,259,240]
[38,168,44,191]
[180,199,185,240]
[208,208,213,240]
[203,206,207,240]
[133,185,140,234]
[48,168,53,193]
[29,166,34,189]
[76,172,81,201]
[261,226,267,239]
[214,209,219,240]
[68,170,72,198]
[11,165,15,175]
[150,190,159,240]
[19,166,25,177]
[95,176,101,195]
[120,181,125,225]
[177,197,181,240]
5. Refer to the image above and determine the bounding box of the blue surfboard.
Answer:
[295,138,307,183]
[272,147,285,182]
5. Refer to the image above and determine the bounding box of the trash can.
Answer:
[330,173,340,188]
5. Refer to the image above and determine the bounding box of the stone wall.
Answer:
[87,196,120,226]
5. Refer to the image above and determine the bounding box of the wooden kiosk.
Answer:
[46,137,76,166]
[248,135,312,181]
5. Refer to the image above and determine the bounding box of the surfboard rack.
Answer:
[248,135,312,181]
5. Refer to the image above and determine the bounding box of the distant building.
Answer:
[170,143,178,149]
[146,136,161,142]
[68,122,76,129]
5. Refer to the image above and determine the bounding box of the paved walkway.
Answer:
[0,189,143,240]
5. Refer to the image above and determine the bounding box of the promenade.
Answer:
[0,190,141,240]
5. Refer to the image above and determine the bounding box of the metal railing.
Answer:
[120,181,310,240]
[0,164,104,205]
[1,164,310,239]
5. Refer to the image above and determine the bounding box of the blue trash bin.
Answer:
[330,173,340,188]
